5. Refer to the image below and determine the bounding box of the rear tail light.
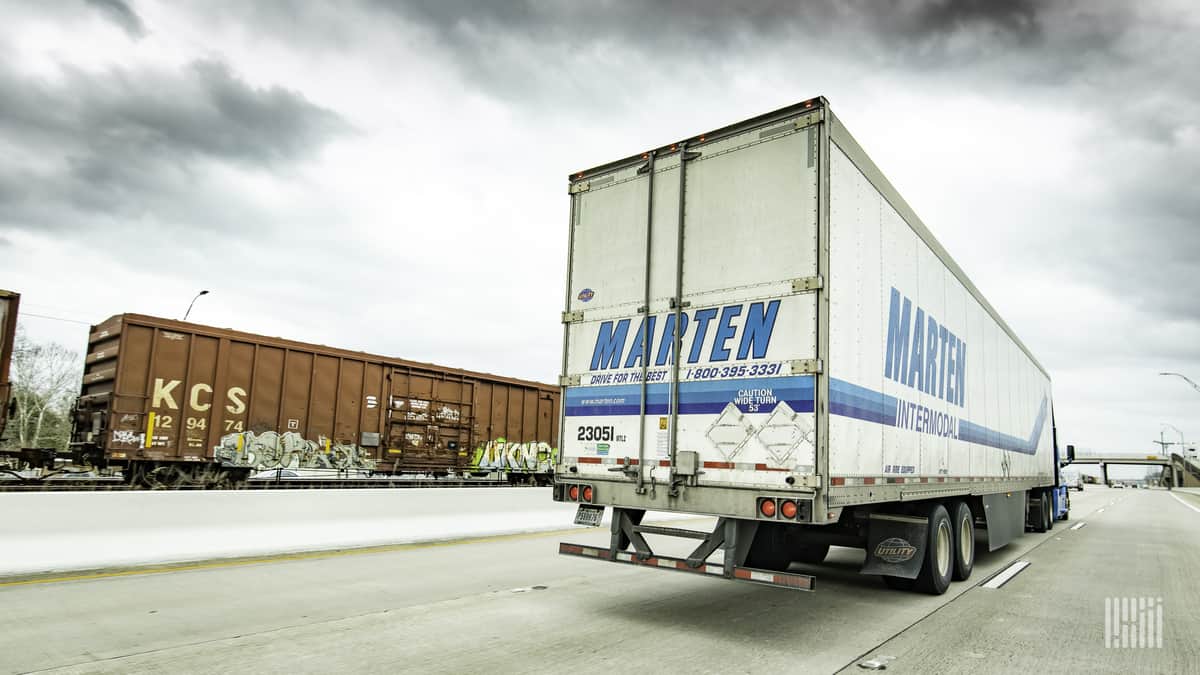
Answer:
[780,500,798,519]
[560,483,594,502]
[759,498,777,518]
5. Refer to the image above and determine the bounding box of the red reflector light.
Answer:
[780,500,798,519]
[568,485,580,501]
[582,486,593,502]
[759,499,776,518]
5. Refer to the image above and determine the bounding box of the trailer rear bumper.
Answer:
[558,542,813,590]
[559,507,816,591]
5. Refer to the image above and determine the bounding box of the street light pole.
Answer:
[183,290,209,321]
[1163,422,1185,446]
[1159,372,1200,394]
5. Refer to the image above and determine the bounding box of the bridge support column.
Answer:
[1100,463,1108,486]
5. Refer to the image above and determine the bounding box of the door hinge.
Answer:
[792,275,824,293]
[791,358,823,374]
[562,310,584,324]
[559,374,581,387]
[569,180,590,195]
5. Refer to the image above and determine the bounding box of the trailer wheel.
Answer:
[744,523,793,572]
[1031,492,1049,533]
[793,543,830,565]
[950,501,975,581]
[915,503,953,595]
[882,574,916,591]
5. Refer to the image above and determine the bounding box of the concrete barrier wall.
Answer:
[1,488,675,577]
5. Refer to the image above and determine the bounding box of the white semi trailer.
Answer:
[553,97,1066,594]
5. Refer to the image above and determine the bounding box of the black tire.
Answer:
[744,523,793,572]
[793,543,830,564]
[915,503,954,595]
[882,574,916,591]
[950,500,975,581]
[1045,490,1055,530]
[1031,493,1048,533]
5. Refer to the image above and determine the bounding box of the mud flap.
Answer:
[982,491,1026,551]
[861,513,928,579]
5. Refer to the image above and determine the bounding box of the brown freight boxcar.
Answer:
[0,289,19,440]
[71,314,559,488]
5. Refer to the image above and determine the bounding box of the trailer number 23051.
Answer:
[577,425,624,442]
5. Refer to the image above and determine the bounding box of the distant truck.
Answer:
[1060,467,1083,491]
[553,98,1068,595]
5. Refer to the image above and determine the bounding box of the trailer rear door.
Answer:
[561,110,822,490]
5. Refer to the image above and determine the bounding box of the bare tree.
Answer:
[3,328,81,451]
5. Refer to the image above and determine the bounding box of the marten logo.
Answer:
[578,288,595,302]
[875,537,917,563]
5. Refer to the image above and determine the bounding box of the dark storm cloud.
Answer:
[207,0,1194,331]
[85,0,146,39]
[0,58,351,234]
[382,0,1048,46]
[377,0,1199,330]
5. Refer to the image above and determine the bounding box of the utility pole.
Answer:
[1152,433,1176,455]
[1155,423,1185,457]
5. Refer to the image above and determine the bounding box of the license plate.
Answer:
[573,504,604,527]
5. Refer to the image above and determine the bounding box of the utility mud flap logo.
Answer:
[874,537,918,563]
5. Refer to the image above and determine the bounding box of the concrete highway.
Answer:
[1,486,1196,674]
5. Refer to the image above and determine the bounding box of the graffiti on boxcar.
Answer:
[214,431,376,471]
[111,429,139,445]
[470,438,558,473]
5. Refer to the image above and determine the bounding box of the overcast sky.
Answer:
[1,0,1197,463]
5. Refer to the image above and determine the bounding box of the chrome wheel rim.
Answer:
[936,520,952,577]
[959,513,973,566]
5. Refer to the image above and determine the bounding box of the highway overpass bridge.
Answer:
[1064,450,1200,488]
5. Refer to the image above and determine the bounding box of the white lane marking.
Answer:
[1096,508,1106,514]
[1070,522,1087,530]
[1170,492,1200,514]
[982,560,1031,589]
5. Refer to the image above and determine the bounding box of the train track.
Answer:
[0,477,530,492]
